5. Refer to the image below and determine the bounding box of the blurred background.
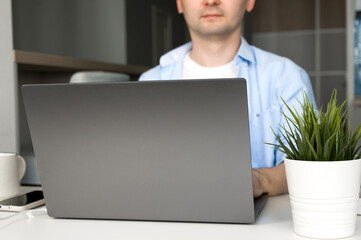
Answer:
[0,0,359,184]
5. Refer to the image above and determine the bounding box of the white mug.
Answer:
[0,153,26,198]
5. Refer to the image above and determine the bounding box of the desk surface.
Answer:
[1,187,361,240]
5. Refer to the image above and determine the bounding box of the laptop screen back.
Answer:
[22,79,255,223]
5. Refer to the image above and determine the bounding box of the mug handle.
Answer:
[17,155,26,180]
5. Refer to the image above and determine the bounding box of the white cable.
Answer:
[0,208,47,229]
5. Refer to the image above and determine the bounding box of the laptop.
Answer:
[21,78,267,223]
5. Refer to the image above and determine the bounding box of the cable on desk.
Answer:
[0,208,47,229]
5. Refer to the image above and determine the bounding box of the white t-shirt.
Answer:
[182,53,238,79]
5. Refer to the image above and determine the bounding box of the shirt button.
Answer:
[243,63,248,68]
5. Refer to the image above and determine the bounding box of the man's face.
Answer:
[176,0,255,39]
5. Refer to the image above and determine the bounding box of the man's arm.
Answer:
[252,163,288,197]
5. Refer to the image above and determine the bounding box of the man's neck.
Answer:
[189,31,241,67]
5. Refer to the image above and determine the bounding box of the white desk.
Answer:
[1,187,361,240]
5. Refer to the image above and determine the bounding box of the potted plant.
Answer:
[270,90,361,239]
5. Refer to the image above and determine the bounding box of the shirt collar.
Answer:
[159,36,255,67]
[160,42,192,67]
[238,36,255,64]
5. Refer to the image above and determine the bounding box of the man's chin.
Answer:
[198,28,233,38]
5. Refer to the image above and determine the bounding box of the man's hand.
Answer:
[252,163,288,198]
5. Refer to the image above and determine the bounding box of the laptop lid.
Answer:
[22,78,263,223]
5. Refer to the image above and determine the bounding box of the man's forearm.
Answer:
[252,163,288,197]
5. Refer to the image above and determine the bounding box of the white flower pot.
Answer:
[284,158,361,239]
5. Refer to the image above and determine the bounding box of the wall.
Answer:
[12,0,127,64]
[351,0,361,133]
[126,0,188,67]
[0,0,18,153]
[357,0,361,10]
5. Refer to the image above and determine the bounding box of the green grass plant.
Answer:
[270,90,361,161]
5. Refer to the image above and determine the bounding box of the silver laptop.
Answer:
[21,78,267,224]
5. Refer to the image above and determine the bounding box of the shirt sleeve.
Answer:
[138,65,162,81]
[274,63,316,165]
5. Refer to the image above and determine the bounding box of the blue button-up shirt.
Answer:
[139,37,316,169]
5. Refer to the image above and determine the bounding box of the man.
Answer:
[139,0,315,197]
